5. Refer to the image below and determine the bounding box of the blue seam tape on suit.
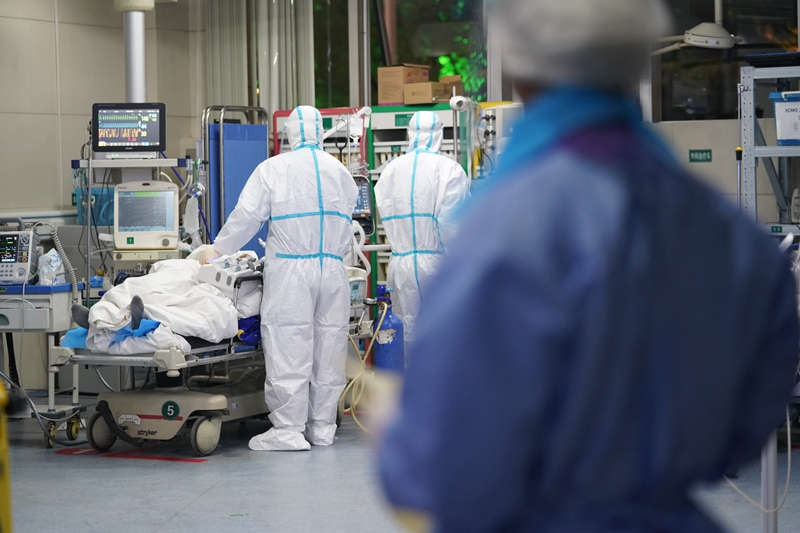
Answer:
[391,250,440,257]
[312,147,325,269]
[410,150,421,292]
[426,114,436,151]
[271,211,351,222]
[382,213,436,222]
[297,107,306,144]
[276,252,344,261]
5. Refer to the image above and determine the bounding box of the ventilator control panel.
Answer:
[352,175,374,236]
[0,231,40,285]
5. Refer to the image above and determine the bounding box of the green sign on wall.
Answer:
[395,114,414,128]
[689,149,712,163]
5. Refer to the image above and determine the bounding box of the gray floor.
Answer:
[7,410,406,533]
[693,448,800,533]
[6,408,800,533]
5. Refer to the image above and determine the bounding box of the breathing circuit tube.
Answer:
[340,301,389,434]
[34,223,78,305]
[351,220,371,276]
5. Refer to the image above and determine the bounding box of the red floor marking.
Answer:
[103,448,141,457]
[54,448,100,456]
[104,453,206,463]
[104,448,206,463]
[53,447,206,463]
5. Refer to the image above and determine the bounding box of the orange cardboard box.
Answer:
[441,75,464,96]
[403,82,451,105]
[378,64,430,105]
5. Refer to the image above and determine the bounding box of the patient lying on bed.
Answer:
[65,253,262,355]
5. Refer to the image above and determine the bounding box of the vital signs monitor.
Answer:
[92,103,166,153]
[114,181,179,250]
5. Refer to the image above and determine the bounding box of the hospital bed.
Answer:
[48,274,268,456]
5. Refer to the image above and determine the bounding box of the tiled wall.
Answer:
[0,0,206,217]
[651,119,783,224]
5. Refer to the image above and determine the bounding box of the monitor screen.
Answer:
[0,235,18,263]
[352,180,372,216]
[114,181,180,250]
[117,190,176,233]
[351,175,374,236]
[92,103,166,152]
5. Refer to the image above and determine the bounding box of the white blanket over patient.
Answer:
[85,259,246,354]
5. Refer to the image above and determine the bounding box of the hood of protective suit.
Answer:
[489,0,671,90]
[406,111,443,154]
[286,105,323,150]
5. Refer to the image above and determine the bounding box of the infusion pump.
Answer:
[0,231,40,285]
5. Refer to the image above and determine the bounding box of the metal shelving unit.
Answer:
[740,65,800,533]
[740,66,800,224]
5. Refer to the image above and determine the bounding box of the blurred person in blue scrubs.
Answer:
[377,1,800,532]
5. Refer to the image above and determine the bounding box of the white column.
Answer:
[114,0,155,103]
[485,6,503,102]
[124,11,148,103]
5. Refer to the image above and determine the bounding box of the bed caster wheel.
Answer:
[66,416,81,441]
[190,416,222,456]
[87,411,116,452]
[43,421,57,448]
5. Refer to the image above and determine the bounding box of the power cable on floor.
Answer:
[0,369,87,447]
[340,302,389,434]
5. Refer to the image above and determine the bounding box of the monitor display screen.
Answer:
[117,190,176,232]
[0,235,18,263]
[92,103,166,152]
[353,181,371,216]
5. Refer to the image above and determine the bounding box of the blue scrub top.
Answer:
[378,90,799,533]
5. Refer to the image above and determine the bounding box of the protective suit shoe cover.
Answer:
[248,428,311,451]
[305,423,337,446]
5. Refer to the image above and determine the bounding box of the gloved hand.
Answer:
[189,244,221,264]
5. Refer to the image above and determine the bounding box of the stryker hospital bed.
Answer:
[49,260,268,456]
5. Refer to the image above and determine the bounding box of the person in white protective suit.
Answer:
[374,111,470,348]
[211,106,358,451]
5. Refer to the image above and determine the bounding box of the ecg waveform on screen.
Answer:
[96,111,159,146]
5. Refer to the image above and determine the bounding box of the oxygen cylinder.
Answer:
[372,284,404,373]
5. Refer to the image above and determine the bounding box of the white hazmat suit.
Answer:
[214,106,358,451]
[374,111,470,347]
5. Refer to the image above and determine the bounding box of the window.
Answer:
[660,0,798,121]
[313,0,488,107]
[389,0,487,102]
